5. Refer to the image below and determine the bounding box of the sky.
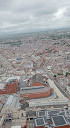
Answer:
[0,0,70,33]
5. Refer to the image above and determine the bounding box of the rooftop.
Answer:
[0,83,6,90]
[27,109,70,128]
[4,95,20,109]
[52,115,68,127]
[11,126,21,128]
[21,86,50,94]
[31,74,45,85]
[7,79,17,85]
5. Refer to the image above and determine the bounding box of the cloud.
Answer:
[54,7,66,19]
[0,0,70,33]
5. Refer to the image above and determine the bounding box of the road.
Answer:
[43,68,70,98]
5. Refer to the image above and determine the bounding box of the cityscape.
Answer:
[0,0,70,128]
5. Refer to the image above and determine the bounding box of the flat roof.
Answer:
[34,116,48,127]
[35,118,45,127]
[21,86,50,94]
[26,111,36,117]
[11,126,21,128]
[48,110,60,116]
[38,110,46,117]
[32,109,70,127]
[4,95,20,109]
[52,115,68,127]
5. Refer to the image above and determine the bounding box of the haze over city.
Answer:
[0,0,70,34]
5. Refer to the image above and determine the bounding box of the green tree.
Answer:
[66,72,70,77]
[53,75,57,78]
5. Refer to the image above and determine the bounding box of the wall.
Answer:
[20,89,50,100]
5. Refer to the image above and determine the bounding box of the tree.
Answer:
[53,75,57,78]
[66,72,70,77]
